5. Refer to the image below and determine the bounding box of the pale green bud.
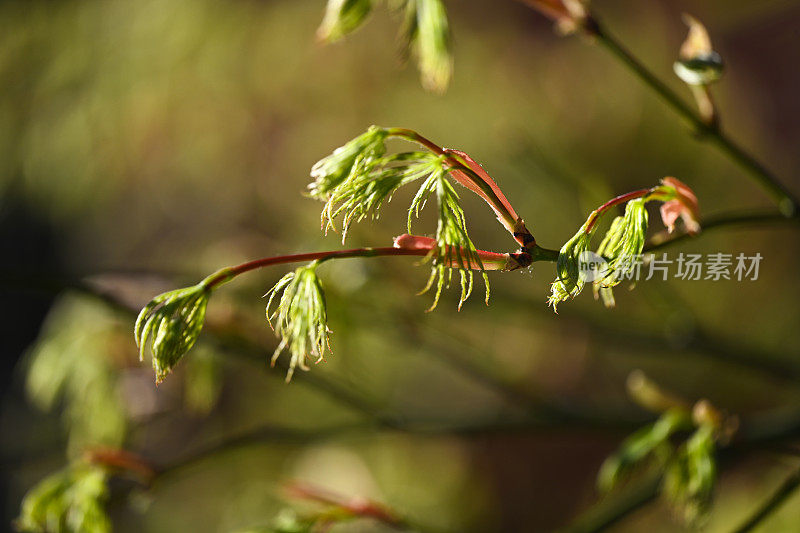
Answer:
[317,0,373,43]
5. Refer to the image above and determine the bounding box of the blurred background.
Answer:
[2,0,800,531]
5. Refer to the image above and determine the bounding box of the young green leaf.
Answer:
[656,177,701,235]
[317,1,453,92]
[265,262,331,382]
[552,177,700,310]
[406,0,453,93]
[17,465,110,533]
[135,282,210,384]
[322,151,442,239]
[663,424,717,525]
[591,198,649,305]
[548,219,596,311]
[308,126,388,201]
[597,409,693,493]
[317,0,373,42]
[409,161,488,310]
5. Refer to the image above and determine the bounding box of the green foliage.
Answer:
[597,409,692,492]
[317,0,373,42]
[409,162,488,310]
[663,424,717,525]
[549,178,699,310]
[401,0,452,93]
[308,126,389,201]
[599,395,724,525]
[600,199,650,277]
[17,465,110,533]
[135,281,211,384]
[266,262,331,382]
[311,126,489,310]
[548,219,596,311]
[25,297,127,452]
[322,150,442,239]
[591,198,649,306]
[317,0,452,92]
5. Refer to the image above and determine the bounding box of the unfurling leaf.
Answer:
[317,1,453,92]
[597,409,692,493]
[308,126,388,201]
[317,0,373,42]
[590,198,648,305]
[266,262,331,382]
[402,0,453,93]
[599,374,732,525]
[550,177,701,310]
[663,424,717,525]
[135,282,210,384]
[657,176,701,235]
[322,151,442,239]
[548,219,596,311]
[409,162,488,310]
[17,465,110,533]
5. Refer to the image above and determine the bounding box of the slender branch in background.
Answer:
[645,208,800,252]
[5,273,624,431]
[588,19,799,217]
[149,415,641,489]
[561,474,661,533]
[1,272,394,421]
[564,414,800,533]
[731,463,800,533]
[12,276,800,532]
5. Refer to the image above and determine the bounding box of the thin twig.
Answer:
[645,208,799,252]
[590,19,799,216]
[730,463,800,533]
[560,474,660,533]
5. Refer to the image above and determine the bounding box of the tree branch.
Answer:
[645,208,800,253]
[731,463,800,533]
[588,18,799,216]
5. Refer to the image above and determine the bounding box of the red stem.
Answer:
[203,241,516,291]
[284,482,403,526]
[204,247,429,289]
[386,128,526,242]
[585,188,652,232]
